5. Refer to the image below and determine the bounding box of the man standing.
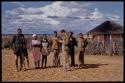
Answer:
[68,31,77,67]
[77,33,88,68]
[51,31,61,67]
[11,28,26,72]
[59,29,70,71]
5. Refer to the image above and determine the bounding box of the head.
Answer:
[54,31,57,37]
[69,31,73,37]
[60,29,66,36]
[17,28,22,34]
[43,34,47,39]
[79,33,83,38]
[32,34,37,40]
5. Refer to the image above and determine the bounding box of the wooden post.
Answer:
[109,34,112,56]
[121,34,123,41]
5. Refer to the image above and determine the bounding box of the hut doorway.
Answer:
[104,34,110,54]
[104,34,110,46]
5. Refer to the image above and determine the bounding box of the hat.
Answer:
[32,34,37,37]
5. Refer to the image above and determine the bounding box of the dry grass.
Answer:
[2,49,123,82]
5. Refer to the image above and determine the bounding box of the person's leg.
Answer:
[26,57,29,68]
[72,54,75,66]
[22,53,26,70]
[65,50,70,71]
[71,53,75,67]
[38,61,40,68]
[35,62,37,69]
[53,50,56,66]
[45,56,47,68]
[70,52,73,67]
[41,56,44,68]
[78,51,81,68]
[20,50,25,70]
[20,54,23,71]
[43,56,46,68]
[26,50,29,68]
[22,50,25,70]
[55,50,58,66]
[15,55,19,71]
[57,50,60,67]
[81,51,84,67]
[63,51,66,70]
[25,52,29,68]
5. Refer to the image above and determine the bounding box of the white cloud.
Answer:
[40,1,79,17]
[19,7,43,14]
[3,1,123,34]
[105,14,120,21]
[89,8,103,20]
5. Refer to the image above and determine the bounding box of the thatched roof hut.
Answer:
[86,20,123,41]
[86,20,123,35]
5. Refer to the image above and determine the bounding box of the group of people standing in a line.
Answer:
[11,28,88,72]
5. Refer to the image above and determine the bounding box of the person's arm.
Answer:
[84,39,88,48]
[11,35,16,47]
[58,40,64,44]
[40,40,42,52]
[49,39,52,48]
[11,35,16,54]
[23,36,27,49]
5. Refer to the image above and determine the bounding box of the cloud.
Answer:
[39,1,79,17]
[2,1,123,34]
[89,8,103,20]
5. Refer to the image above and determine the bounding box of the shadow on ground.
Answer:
[24,63,108,71]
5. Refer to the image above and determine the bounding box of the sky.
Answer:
[2,1,124,34]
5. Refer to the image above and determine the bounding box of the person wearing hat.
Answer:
[77,33,88,68]
[11,28,27,72]
[31,34,41,69]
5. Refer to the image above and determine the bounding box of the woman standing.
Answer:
[41,34,49,68]
[31,34,41,69]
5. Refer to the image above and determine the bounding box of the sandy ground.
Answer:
[2,49,123,82]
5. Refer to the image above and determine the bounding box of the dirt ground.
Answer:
[2,49,123,82]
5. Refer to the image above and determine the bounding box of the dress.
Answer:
[31,39,41,62]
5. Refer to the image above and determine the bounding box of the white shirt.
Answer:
[32,39,41,46]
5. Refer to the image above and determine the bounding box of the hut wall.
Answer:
[93,34,104,42]
[110,34,123,41]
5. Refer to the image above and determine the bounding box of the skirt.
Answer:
[32,47,41,62]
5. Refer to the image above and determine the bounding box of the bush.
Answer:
[2,36,12,49]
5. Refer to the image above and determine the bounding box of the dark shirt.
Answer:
[68,36,77,52]
[11,34,26,54]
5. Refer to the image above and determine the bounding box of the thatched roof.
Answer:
[86,20,123,35]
